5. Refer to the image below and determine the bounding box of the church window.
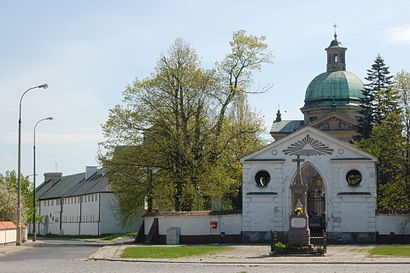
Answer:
[334,54,338,63]
[346,170,362,186]
[255,170,271,188]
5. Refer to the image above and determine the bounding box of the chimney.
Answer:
[44,172,62,183]
[85,166,97,180]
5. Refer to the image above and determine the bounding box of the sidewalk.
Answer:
[89,244,410,264]
[0,241,45,257]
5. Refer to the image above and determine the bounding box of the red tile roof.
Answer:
[144,210,241,217]
[0,221,17,230]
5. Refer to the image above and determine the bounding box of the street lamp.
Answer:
[17,83,48,246]
[32,116,53,242]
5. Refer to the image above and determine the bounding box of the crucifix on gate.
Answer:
[290,155,307,214]
[288,154,311,246]
[292,155,304,185]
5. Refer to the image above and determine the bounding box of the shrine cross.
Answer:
[292,154,305,175]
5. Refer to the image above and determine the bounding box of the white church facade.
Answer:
[143,34,409,244]
[241,126,377,243]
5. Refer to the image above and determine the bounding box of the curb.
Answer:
[88,257,410,265]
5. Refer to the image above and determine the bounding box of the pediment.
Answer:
[241,126,376,162]
[311,113,356,131]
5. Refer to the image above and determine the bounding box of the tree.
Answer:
[0,171,32,223]
[100,31,271,220]
[356,55,394,139]
[354,57,407,212]
[394,71,410,178]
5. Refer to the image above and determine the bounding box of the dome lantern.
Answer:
[325,30,347,72]
[301,31,364,125]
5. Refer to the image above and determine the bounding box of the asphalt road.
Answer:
[1,241,410,273]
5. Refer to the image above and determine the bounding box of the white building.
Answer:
[242,33,378,243]
[241,126,377,243]
[36,166,137,236]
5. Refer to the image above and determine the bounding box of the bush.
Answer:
[272,242,286,253]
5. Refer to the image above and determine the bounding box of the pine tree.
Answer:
[355,57,407,212]
[356,85,374,139]
[356,55,394,139]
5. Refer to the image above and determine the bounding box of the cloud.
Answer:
[385,25,410,45]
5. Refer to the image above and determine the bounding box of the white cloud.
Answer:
[385,25,410,44]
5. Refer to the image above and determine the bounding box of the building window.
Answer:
[346,170,362,186]
[255,170,271,188]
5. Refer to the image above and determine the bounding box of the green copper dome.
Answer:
[303,71,364,108]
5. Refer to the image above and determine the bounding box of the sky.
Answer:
[1,0,409,186]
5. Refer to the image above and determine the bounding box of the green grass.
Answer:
[122,245,232,258]
[369,245,410,256]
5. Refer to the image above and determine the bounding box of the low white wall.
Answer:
[144,213,242,236]
[376,214,410,235]
[0,222,17,244]
[0,230,16,244]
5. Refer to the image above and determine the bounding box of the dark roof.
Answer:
[270,120,304,134]
[65,169,111,197]
[36,169,112,200]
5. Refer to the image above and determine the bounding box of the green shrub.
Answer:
[272,242,286,253]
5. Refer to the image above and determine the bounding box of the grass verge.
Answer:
[122,245,232,258]
[369,245,410,256]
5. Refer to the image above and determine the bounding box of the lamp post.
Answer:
[32,116,53,242]
[17,83,48,246]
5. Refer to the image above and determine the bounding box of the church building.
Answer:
[241,33,377,243]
